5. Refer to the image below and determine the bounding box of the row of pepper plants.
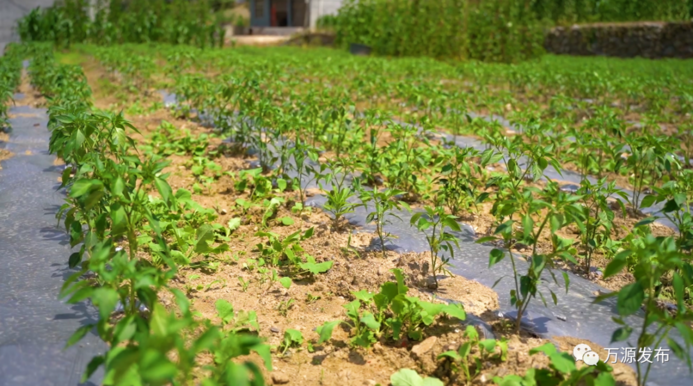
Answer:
[19,42,273,386]
[0,45,25,129]
[92,43,693,386]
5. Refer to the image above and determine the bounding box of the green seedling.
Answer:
[238,276,250,292]
[277,298,295,317]
[358,187,409,258]
[279,329,304,355]
[215,299,260,333]
[600,235,693,386]
[410,206,461,289]
[316,269,465,348]
[437,325,508,385]
[390,369,443,386]
[495,342,616,385]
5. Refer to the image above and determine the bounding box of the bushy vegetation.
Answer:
[531,0,693,24]
[17,0,227,49]
[0,45,24,128]
[330,0,693,62]
[331,0,544,62]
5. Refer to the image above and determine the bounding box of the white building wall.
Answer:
[308,0,344,29]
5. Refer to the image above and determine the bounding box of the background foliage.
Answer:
[329,0,693,62]
[17,0,227,49]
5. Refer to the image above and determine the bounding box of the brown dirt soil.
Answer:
[0,149,12,164]
[72,56,641,385]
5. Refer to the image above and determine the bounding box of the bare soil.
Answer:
[0,148,12,164]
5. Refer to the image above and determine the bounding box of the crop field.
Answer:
[1,40,693,386]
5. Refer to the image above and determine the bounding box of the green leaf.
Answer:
[279,277,292,289]
[68,252,82,268]
[65,324,94,348]
[392,268,408,294]
[475,236,497,244]
[441,304,466,321]
[223,362,250,385]
[140,350,178,381]
[442,216,461,232]
[489,248,505,267]
[562,272,570,293]
[667,337,686,362]
[611,326,633,343]
[663,199,680,213]
[549,352,576,374]
[437,350,462,361]
[284,329,304,346]
[92,287,119,320]
[422,377,445,386]
[592,291,618,305]
[603,250,630,278]
[353,290,375,303]
[673,272,685,310]
[154,178,173,204]
[302,227,314,239]
[215,299,234,324]
[60,166,73,187]
[529,342,557,356]
[360,312,381,331]
[640,195,656,209]
[316,320,341,344]
[251,343,273,371]
[150,302,168,336]
[479,339,497,353]
[279,216,294,226]
[194,224,217,254]
[594,371,617,386]
[228,217,241,231]
[69,179,103,198]
[634,217,656,227]
[521,215,534,240]
[617,282,644,316]
[110,203,127,236]
[81,355,105,383]
[380,282,399,302]
[299,257,333,275]
[112,176,124,196]
[192,327,220,354]
[494,374,525,386]
[390,368,444,386]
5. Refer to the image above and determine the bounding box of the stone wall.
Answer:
[545,22,693,59]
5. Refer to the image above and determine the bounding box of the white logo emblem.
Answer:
[573,343,600,366]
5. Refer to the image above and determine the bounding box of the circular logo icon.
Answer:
[573,343,592,361]
[583,350,600,366]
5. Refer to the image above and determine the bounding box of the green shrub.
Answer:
[332,0,543,63]
[331,0,692,62]
[17,0,226,48]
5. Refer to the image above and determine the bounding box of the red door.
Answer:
[270,2,277,26]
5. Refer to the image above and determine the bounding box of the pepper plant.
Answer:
[600,235,693,386]
[410,206,462,289]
